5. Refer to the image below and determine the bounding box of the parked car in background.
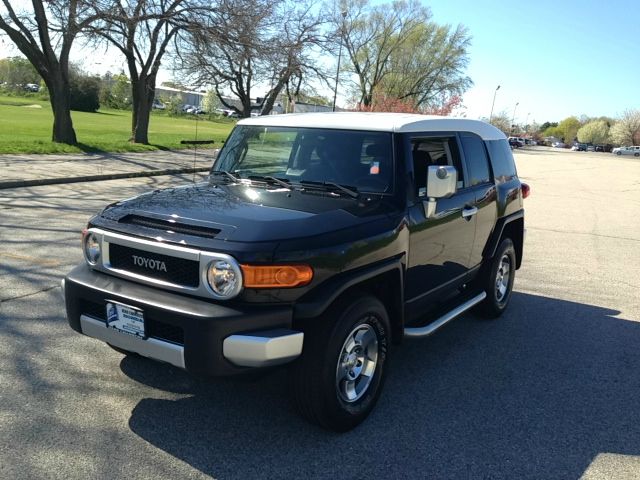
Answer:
[571,143,587,151]
[152,99,166,110]
[586,145,595,152]
[552,142,566,148]
[595,144,612,152]
[508,137,524,148]
[612,146,640,156]
[24,83,39,92]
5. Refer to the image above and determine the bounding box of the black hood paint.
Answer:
[98,182,397,244]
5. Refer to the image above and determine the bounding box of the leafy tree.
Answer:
[539,121,558,132]
[543,125,564,140]
[0,56,40,88]
[378,21,471,111]
[100,73,131,109]
[577,120,609,145]
[0,1,101,144]
[539,122,552,130]
[331,0,471,109]
[609,109,640,146]
[557,116,581,143]
[201,89,220,113]
[69,73,100,112]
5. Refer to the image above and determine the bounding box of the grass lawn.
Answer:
[0,95,235,154]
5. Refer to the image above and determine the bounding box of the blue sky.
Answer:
[426,0,640,124]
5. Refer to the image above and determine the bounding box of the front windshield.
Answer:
[213,126,393,193]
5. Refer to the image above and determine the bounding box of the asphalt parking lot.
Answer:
[1,149,639,479]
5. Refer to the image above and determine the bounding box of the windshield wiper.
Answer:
[209,170,240,184]
[247,175,294,190]
[299,180,359,199]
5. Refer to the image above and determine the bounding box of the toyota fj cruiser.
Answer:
[63,112,528,431]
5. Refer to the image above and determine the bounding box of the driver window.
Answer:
[411,136,464,197]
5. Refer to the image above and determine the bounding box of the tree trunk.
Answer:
[47,76,77,144]
[133,94,151,144]
[130,74,155,144]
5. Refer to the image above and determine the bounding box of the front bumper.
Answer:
[64,264,303,376]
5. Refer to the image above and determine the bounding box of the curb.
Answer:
[0,166,210,190]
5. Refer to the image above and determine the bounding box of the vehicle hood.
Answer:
[97,181,398,243]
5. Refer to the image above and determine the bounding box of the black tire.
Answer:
[635,152,639,157]
[476,238,516,318]
[290,295,390,432]
[616,151,622,155]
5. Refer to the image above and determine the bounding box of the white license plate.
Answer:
[106,301,145,338]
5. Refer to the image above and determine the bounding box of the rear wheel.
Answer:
[291,295,390,432]
[477,238,516,318]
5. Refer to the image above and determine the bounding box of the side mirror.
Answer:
[427,165,457,198]
[423,165,458,218]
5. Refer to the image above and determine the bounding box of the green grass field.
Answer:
[0,95,235,154]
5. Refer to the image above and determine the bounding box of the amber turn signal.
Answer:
[241,264,313,288]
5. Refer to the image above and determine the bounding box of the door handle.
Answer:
[462,206,478,218]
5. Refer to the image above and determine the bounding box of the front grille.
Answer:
[119,215,220,239]
[81,299,184,345]
[109,243,199,288]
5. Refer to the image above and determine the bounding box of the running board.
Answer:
[404,292,487,338]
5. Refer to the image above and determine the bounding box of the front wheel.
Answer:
[476,238,516,318]
[291,295,390,432]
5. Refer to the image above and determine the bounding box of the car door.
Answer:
[459,132,498,267]
[405,134,477,310]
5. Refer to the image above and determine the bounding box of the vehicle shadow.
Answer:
[123,292,640,479]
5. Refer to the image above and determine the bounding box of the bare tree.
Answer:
[180,0,326,118]
[90,0,210,144]
[259,3,329,116]
[0,0,101,144]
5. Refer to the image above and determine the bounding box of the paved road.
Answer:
[1,151,639,479]
[0,149,215,188]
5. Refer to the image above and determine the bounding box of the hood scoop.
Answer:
[119,215,221,239]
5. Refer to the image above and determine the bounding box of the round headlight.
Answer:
[206,259,242,298]
[84,232,101,265]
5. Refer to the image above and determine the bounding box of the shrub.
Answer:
[69,75,100,112]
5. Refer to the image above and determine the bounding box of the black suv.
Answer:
[63,113,528,431]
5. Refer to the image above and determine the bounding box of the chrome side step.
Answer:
[404,292,487,338]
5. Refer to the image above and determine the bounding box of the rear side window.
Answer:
[486,140,517,183]
[460,133,491,186]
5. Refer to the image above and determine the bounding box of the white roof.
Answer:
[238,112,506,141]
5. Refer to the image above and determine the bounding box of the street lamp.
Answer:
[511,102,519,133]
[332,10,348,112]
[525,112,531,133]
[489,85,500,122]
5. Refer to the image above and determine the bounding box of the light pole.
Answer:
[332,10,348,112]
[525,112,531,133]
[511,102,519,134]
[489,84,500,122]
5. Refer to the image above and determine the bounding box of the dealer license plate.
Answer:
[106,301,145,339]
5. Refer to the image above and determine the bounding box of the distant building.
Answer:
[155,85,204,106]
